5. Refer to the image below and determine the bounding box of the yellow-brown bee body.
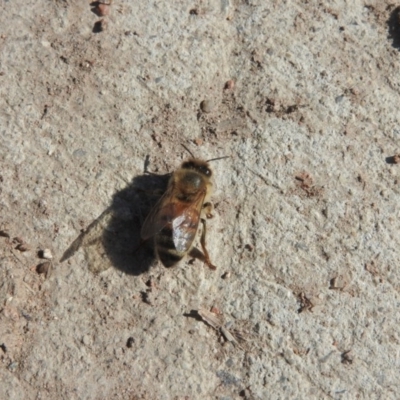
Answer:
[141,159,215,269]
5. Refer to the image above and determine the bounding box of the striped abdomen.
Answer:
[155,216,199,268]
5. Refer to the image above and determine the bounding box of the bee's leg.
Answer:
[188,218,216,269]
[202,202,214,219]
[201,218,217,269]
[189,247,206,263]
[189,247,216,270]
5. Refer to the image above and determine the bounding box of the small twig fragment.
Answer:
[298,292,314,313]
[197,307,245,349]
[341,350,353,364]
[198,307,223,330]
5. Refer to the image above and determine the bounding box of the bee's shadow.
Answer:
[101,171,170,275]
[60,170,170,276]
[387,6,400,50]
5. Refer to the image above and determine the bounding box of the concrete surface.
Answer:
[1,0,400,399]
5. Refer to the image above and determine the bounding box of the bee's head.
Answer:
[181,159,212,177]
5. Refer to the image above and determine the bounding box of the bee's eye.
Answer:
[202,167,211,176]
[182,161,211,176]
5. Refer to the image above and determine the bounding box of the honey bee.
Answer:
[141,156,225,270]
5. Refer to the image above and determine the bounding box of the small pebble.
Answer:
[224,80,235,90]
[16,243,30,252]
[82,335,91,346]
[93,19,107,33]
[221,271,231,280]
[41,248,53,260]
[126,337,135,348]
[210,306,221,314]
[13,237,23,245]
[36,261,52,277]
[96,4,110,16]
[200,99,214,113]
[393,154,400,164]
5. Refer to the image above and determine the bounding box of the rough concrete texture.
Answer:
[1,0,400,399]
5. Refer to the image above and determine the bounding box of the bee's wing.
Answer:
[140,185,176,241]
[141,185,206,254]
[60,207,115,273]
[170,187,207,252]
[60,208,113,262]
[171,202,203,253]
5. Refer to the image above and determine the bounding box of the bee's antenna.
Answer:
[181,144,195,158]
[206,156,230,163]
